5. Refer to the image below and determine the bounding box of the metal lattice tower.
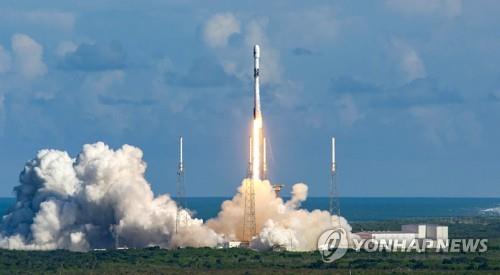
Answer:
[175,136,187,234]
[114,226,120,249]
[329,137,340,218]
[242,179,256,242]
[243,134,257,242]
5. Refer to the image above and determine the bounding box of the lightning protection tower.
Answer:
[329,137,340,219]
[175,136,187,233]
[242,179,256,243]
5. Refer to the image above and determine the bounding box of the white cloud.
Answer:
[81,70,127,128]
[0,45,12,73]
[55,41,78,57]
[337,95,364,127]
[244,18,282,84]
[392,39,426,82]
[0,10,76,32]
[203,14,283,85]
[409,106,481,146]
[385,0,462,18]
[280,7,338,47]
[11,34,47,78]
[203,13,240,48]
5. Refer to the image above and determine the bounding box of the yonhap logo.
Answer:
[317,227,488,263]
[317,227,349,262]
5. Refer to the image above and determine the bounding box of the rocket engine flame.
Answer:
[252,116,263,181]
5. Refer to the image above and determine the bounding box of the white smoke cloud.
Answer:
[1,142,351,252]
[481,206,500,215]
[203,13,240,48]
[0,142,221,251]
[11,34,47,78]
[207,179,352,251]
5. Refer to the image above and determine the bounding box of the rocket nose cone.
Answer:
[254,45,260,58]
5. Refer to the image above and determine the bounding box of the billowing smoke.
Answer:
[0,142,221,251]
[481,206,500,215]
[207,179,352,251]
[0,142,352,252]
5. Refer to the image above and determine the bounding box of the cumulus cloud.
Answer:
[281,7,338,47]
[392,39,426,82]
[55,41,78,57]
[329,76,476,143]
[331,77,462,108]
[165,58,240,88]
[244,18,282,84]
[203,13,241,48]
[201,13,284,85]
[336,95,364,127]
[409,105,482,146]
[59,41,126,71]
[11,34,47,78]
[385,0,462,18]
[0,45,12,73]
[291,47,314,56]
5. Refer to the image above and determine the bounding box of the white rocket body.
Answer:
[249,44,267,180]
[253,45,261,119]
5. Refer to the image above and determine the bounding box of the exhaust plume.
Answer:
[0,142,221,251]
[0,142,352,252]
[207,179,352,251]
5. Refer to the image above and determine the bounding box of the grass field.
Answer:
[0,217,498,274]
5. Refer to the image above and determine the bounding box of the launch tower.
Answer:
[176,136,187,233]
[243,45,266,242]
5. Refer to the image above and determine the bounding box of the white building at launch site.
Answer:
[355,224,448,248]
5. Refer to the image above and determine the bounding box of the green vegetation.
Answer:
[0,217,498,274]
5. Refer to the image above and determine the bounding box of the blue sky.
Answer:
[0,0,498,197]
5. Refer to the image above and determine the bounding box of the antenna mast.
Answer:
[329,137,340,218]
[176,136,186,233]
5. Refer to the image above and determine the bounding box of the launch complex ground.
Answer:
[0,216,498,274]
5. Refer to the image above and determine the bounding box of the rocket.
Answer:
[248,44,267,181]
[253,45,261,119]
